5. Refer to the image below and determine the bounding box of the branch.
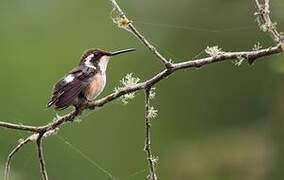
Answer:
[255,0,284,44]
[110,0,172,68]
[2,45,281,136]
[144,88,157,180]
[89,44,282,109]
[0,121,43,133]
[4,135,32,180]
[36,135,49,180]
[0,0,284,179]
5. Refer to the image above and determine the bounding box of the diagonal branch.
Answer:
[1,43,282,180]
[110,0,172,68]
[1,46,282,137]
[4,135,32,180]
[0,0,284,180]
[90,44,282,109]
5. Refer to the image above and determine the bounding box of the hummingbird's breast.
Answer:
[84,72,106,101]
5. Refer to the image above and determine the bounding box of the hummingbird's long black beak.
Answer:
[110,48,136,56]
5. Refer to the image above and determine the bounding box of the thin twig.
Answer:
[110,0,171,68]
[144,88,157,180]
[36,135,49,180]
[0,121,43,133]
[4,136,32,180]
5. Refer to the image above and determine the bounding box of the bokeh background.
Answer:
[0,0,284,179]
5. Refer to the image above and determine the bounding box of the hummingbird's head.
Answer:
[80,48,136,71]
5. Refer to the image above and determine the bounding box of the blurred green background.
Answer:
[0,0,284,179]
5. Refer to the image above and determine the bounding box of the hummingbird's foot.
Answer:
[78,97,95,110]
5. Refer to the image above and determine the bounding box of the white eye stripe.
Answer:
[84,54,96,69]
[64,74,75,83]
[85,54,94,61]
[85,61,96,69]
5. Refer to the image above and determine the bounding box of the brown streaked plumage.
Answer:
[47,48,136,110]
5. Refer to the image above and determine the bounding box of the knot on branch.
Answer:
[112,15,131,30]
[111,0,132,31]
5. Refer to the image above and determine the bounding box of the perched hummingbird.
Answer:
[47,48,136,110]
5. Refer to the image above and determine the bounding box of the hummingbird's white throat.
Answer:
[98,55,110,73]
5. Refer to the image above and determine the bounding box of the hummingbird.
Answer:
[47,48,136,110]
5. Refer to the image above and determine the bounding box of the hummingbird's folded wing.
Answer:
[48,66,95,110]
